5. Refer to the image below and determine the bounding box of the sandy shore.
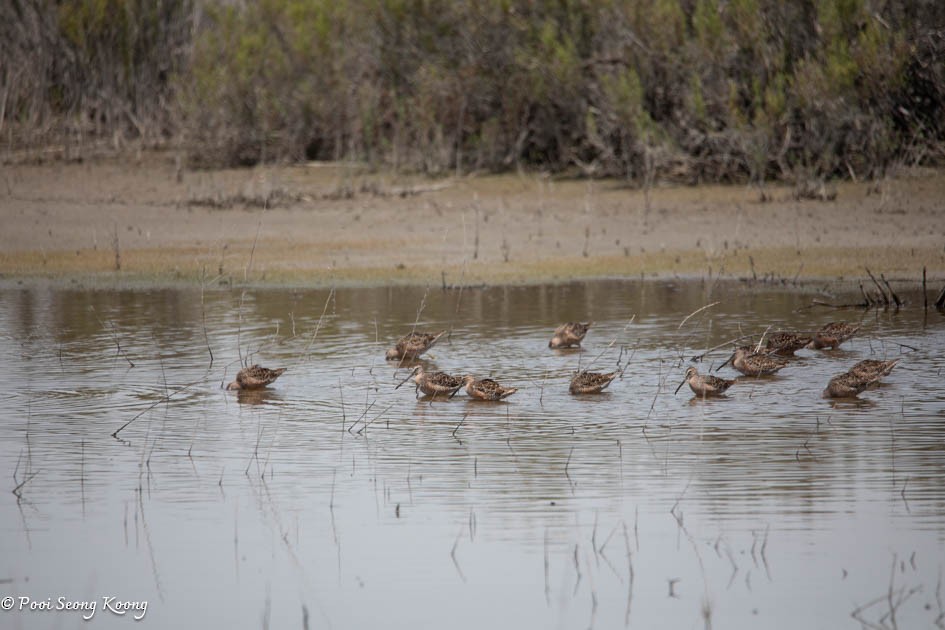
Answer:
[1,153,943,288]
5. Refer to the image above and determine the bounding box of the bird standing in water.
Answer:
[726,346,789,376]
[810,322,860,350]
[675,366,735,397]
[462,375,518,401]
[386,330,446,361]
[226,365,286,390]
[549,322,592,349]
[396,365,464,398]
[569,370,618,394]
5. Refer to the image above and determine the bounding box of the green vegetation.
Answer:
[3,0,944,183]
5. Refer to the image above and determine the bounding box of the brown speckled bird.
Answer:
[396,365,464,398]
[569,370,618,394]
[462,375,518,401]
[226,365,286,390]
[386,330,446,361]
[810,322,860,350]
[675,367,735,397]
[728,346,789,376]
[849,358,900,380]
[823,371,881,398]
[765,332,812,356]
[549,322,592,349]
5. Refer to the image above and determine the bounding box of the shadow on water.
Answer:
[1,280,944,629]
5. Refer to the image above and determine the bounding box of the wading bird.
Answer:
[396,365,464,398]
[569,370,618,394]
[810,322,860,350]
[549,322,592,349]
[765,332,812,356]
[675,366,735,397]
[823,371,881,398]
[726,346,789,376]
[462,375,518,401]
[226,365,286,390]
[386,330,446,361]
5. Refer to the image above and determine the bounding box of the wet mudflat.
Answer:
[1,280,943,629]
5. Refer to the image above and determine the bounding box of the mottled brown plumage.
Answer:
[729,346,789,376]
[226,365,286,390]
[462,375,518,401]
[396,365,463,398]
[765,332,812,356]
[823,371,880,398]
[549,322,592,349]
[386,330,446,361]
[675,367,734,397]
[849,358,900,380]
[810,322,860,350]
[569,371,618,394]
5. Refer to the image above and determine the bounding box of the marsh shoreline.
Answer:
[2,153,943,290]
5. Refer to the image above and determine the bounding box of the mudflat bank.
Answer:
[1,153,943,288]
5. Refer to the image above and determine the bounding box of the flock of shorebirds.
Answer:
[225,320,899,401]
[676,322,899,399]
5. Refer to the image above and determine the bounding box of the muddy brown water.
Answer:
[1,280,943,629]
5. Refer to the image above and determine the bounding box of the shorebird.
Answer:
[849,358,900,380]
[569,370,618,394]
[675,366,735,397]
[462,375,518,401]
[726,345,789,376]
[549,322,592,349]
[396,365,464,398]
[226,365,286,390]
[810,322,860,349]
[823,371,881,398]
[385,330,446,361]
[764,332,812,356]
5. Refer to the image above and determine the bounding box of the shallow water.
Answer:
[1,280,944,629]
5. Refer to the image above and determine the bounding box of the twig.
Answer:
[346,400,376,434]
[452,413,468,441]
[880,273,902,308]
[678,302,720,330]
[200,270,214,367]
[451,527,467,583]
[356,404,393,435]
[244,217,263,282]
[90,307,135,367]
[623,521,634,626]
[300,288,335,363]
[690,333,755,362]
[12,470,39,498]
[112,377,207,437]
[544,528,550,606]
[112,222,121,271]
[865,267,889,307]
[923,267,928,311]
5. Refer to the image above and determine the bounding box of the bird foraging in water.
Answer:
[809,322,860,350]
[462,375,518,401]
[848,358,900,380]
[226,365,286,390]
[549,322,592,349]
[385,330,446,361]
[569,370,618,394]
[726,345,789,376]
[675,366,734,397]
[396,365,464,398]
[823,371,881,398]
[765,332,812,356]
